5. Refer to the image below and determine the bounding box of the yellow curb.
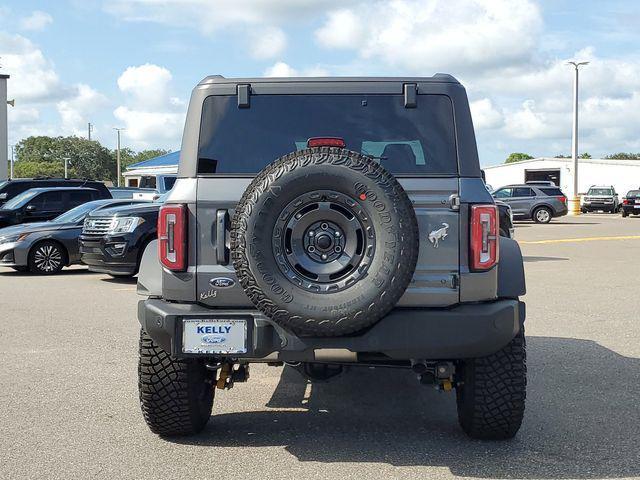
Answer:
[519,235,640,245]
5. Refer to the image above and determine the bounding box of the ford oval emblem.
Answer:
[209,277,235,289]
[202,334,226,344]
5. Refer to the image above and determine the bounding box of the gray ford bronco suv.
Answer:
[136,75,527,440]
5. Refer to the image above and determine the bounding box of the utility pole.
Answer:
[88,122,93,141]
[114,128,125,187]
[63,157,70,179]
[567,61,589,215]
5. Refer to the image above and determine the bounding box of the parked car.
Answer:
[79,198,163,277]
[525,180,556,187]
[496,199,515,238]
[0,199,146,275]
[493,184,568,223]
[135,75,527,441]
[109,187,157,199]
[0,187,110,228]
[581,185,619,213]
[132,174,176,200]
[621,190,640,217]
[0,178,110,208]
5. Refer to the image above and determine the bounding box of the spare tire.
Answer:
[231,147,419,337]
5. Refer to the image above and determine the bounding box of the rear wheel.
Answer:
[455,329,527,440]
[532,206,552,224]
[28,241,66,275]
[138,330,215,436]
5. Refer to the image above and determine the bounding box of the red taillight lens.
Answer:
[158,204,187,271]
[307,137,346,148]
[470,204,499,271]
[558,196,567,204]
[623,199,629,205]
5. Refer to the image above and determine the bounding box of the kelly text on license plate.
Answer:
[182,319,247,354]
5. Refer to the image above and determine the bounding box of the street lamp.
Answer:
[63,156,70,179]
[567,61,589,215]
[114,127,125,187]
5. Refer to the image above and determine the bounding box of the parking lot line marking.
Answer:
[113,287,137,291]
[520,235,640,245]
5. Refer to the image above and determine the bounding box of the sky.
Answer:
[1,0,639,166]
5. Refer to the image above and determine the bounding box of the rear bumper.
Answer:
[138,298,525,361]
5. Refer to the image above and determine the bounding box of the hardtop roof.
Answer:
[198,74,459,86]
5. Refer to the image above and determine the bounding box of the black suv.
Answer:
[135,75,527,440]
[0,187,108,228]
[79,201,158,277]
[0,178,110,208]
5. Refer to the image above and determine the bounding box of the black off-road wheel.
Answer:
[455,329,527,440]
[138,330,215,436]
[231,147,419,337]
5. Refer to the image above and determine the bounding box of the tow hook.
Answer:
[412,360,455,391]
[215,362,250,390]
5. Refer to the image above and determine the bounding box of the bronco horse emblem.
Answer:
[428,223,449,248]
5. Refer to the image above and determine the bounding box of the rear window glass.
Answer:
[197,94,458,175]
[540,187,564,196]
[627,190,640,196]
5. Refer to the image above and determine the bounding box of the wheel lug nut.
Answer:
[334,231,341,237]
[334,246,342,253]
[308,230,315,236]
[321,223,328,230]
[321,253,328,260]
[308,246,315,253]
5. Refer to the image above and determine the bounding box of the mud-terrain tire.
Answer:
[231,147,419,337]
[455,329,527,440]
[138,330,214,436]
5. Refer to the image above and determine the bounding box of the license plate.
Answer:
[634,205,640,209]
[635,200,640,204]
[182,319,247,354]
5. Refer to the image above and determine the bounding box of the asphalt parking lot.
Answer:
[1,214,639,480]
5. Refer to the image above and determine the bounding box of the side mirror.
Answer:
[25,205,37,213]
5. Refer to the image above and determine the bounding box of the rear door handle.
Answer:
[216,209,230,264]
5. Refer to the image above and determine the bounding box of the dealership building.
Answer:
[483,157,640,196]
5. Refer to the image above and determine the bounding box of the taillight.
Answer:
[158,204,187,271]
[307,137,346,148]
[623,199,629,205]
[558,196,567,204]
[470,205,499,271]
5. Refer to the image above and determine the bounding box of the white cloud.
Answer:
[250,27,287,59]
[20,11,53,31]
[263,61,329,77]
[470,99,504,130]
[0,32,67,103]
[103,0,357,34]
[57,84,108,136]
[114,63,186,148]
[314,0,542,74]
[315,9,364,49]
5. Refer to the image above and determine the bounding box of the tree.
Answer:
[14,136,115,182]
[505,153,534,164]
[117,148,170,170]
[604,152,640,160]
[579,152,592,159]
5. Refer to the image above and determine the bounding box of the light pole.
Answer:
[567,61,589,215]
[88,122,93,141]
[63,156,70,179]
[10,144,14,179]
[114,127,125,187]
